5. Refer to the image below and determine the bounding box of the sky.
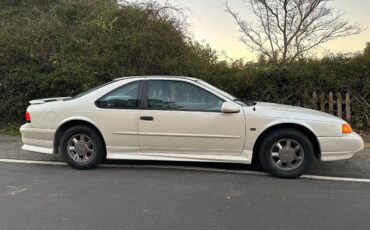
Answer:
[170,0,370,61]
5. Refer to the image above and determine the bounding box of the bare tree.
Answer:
[118,0,188,33]
[226,0,363,63]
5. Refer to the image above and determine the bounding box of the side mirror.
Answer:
[221,102,240,113]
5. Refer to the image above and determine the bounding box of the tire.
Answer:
[258,128,314,179]
[60,125,105,170]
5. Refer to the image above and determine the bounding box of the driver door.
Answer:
[138,79,245,156]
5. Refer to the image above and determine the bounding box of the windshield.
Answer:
[197,80,236,100]
[197,80,256,106]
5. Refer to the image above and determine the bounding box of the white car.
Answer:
[20,76,364,178]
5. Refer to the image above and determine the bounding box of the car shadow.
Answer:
[102,159,265,172]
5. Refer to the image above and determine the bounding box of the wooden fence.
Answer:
[311,92,351,121]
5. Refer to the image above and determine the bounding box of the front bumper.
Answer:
[20,124,56,154]
[318,132,365,161]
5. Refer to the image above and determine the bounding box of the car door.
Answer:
[95,80,143,155]
[138,79,246,156]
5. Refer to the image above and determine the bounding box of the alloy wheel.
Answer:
[67,134,95,163]
[270,139,304,171]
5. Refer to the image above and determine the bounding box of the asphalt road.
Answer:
[1,136,370,178]
[1,136,370,230]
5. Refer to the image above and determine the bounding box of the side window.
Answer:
[96,81,141,108]
[147,80,224,111]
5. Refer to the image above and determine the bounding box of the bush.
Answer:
[0,0,196,125]
[0,0,369,131]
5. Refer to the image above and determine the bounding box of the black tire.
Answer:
[258,128,314,179]
[60,125,105,170]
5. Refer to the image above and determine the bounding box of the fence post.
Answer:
[328,92,334,115]
[337,93,342,118]
[320,92,325,112]
[312,91,318,109]
[346,92,351,121]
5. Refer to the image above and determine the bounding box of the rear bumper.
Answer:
[318,132,365,161]
[20,124,56,154]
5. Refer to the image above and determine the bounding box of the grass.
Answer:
[0,123,21,136]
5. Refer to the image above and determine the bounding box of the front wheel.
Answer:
[60,125,105,170]
[258,128,314,179]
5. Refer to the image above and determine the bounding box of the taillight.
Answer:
[25,111,31,123]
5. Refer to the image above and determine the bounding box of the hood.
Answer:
[246,102,344,124]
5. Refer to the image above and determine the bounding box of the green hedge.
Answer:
[199,54,370,130]
[0,0,369,131]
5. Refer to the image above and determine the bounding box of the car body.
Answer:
[20,76,364,178]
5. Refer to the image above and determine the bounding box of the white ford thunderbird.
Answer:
[20,76,364,178]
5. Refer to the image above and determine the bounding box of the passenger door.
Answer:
[138,80,245,156]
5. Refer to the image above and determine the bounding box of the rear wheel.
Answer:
[258,128,314,178]
[60,125,105,169]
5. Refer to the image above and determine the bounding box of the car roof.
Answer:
[114,76,200,82]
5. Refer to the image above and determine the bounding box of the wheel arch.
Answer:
[53,118,107,158]
[252,122,321,163]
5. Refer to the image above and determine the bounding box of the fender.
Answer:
[57,116,99,129]
[244,117,318,155]
[53,116,103,154]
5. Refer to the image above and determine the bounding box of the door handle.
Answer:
[140,116,154,121]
